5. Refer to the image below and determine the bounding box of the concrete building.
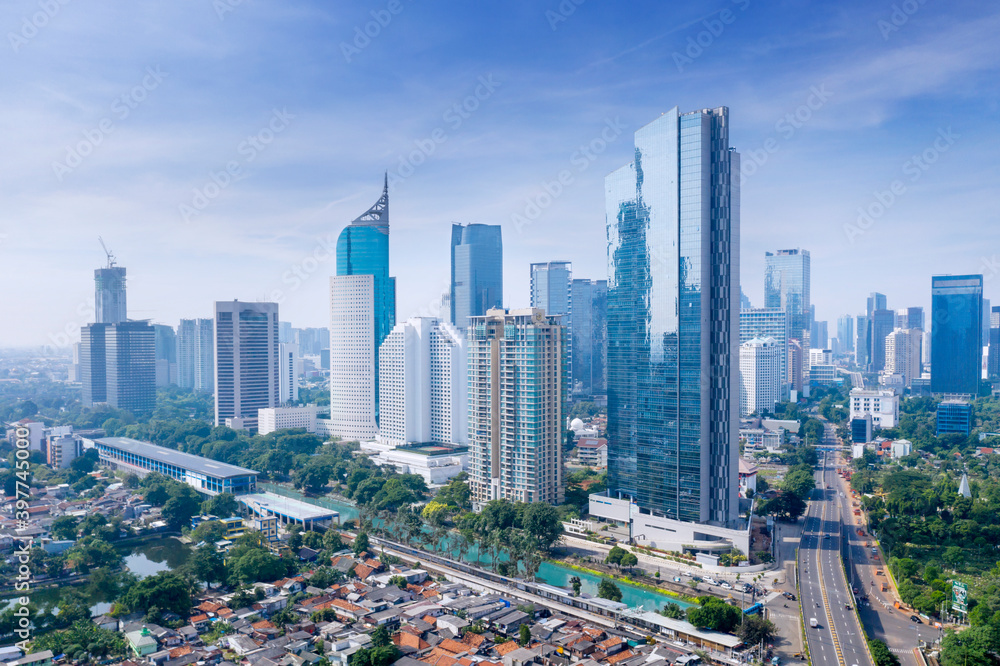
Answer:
[153,324,178,387]
[178,318,214,393]
[809,348,833,367]
[837,315,855,355]
[257,405,318,436]
[468,308,565,509]
[450,223,503,330]
[849,388,899,429]
[360,441,468,485]
[377,317,467,447]
[104,321,156,414]
[884,328,922,388]
[576,437,608,468]
[94,266,127,325]
[531,261,573,379]
[851,414,874,443]
[739,337,782,417]
[214,300,280,430]
[279,342,299,404]
[740,307,789,398]
[765,249,811,389]
[937,398,973,436]
[890,439,913,459]
[46,433,83,469]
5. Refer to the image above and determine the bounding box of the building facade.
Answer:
[937,399,973,436]
[570,278,608,396]
[931,274,984,395]
[989,306,1000,380]
[257,405,318,435]
[377,317,467,447]
[153,324,177,388]
[739,337,781,417]
[740,307,788,397]
[94,266,127,324]
[105,322,156,414]
[765,249,810,387]
[467,308,565,509]
[884,328,922,388]
[450,223,503,330]
[849,388,899,429]
[329,179,396,439]
[837,315,855,355]
[214,300,280,429]
[177,318,214,393]
[601,107,740,528]
[868,309,896,373]
[279,342,299,404]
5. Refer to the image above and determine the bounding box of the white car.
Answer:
[720,581,733,590]
[704,577,718,586]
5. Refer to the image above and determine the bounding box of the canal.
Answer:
[260,483,692,611]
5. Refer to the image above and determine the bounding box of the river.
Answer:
[260,483,692,611]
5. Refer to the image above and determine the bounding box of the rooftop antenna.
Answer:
[98,236,117,268]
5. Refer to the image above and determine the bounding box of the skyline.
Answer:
[2,1,1000,348]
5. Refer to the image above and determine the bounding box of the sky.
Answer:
[1,0,999,349]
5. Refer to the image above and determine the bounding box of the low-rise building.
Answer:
[258,405,319,436]
[938,398,973,436]
[849,388,898,428]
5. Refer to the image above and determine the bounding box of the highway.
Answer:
[799,436,870,666]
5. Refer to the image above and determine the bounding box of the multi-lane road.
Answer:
[799,442,870,666]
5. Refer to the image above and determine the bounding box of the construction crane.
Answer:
[98,236,116,268]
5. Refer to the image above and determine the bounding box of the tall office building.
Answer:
[740,287,752,310]
[837,315,855,355]
[788,339,804,394]
[178,318,215,393]
[570,278,608,396]
[329,179,397,440]
[450,223,503,330]
[105,321,156,414]
[867,292,887,316]
[81,324,108,406]
[377,317,467,447]
[884,328,922,387]
[214,300,280,429]
[765,249,810,388]
[468,308,565,508]
[278,321,294,344]
[986,299,993,346]
[602,107,739,527]
[531,261,573,385]
[740,308,788,396]
[94,266,127,324]
[153,324,177,387]
[868,309,896,373]
[988,307,1000,380]
[279,342,299,404]
[811,319,828,349]
[931,274,983,395]
[856,315,869,369]
[739,337,782,417]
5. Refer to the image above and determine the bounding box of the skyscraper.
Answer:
[94,267,127,324]
[80,324,108,406]
[178,318,214,393]
[214,300,280,429]
[931,274,983,395]
[884,328,922,387]
[467,308,564,508]
[570,278,608,396]
[603,107,739,527]
[856,314,869,369]
[105,321,156,414]
[450,223,503,330]
[837,315,855,355]
[531,261,573,384]
[329,178,397,440]
[279,342,299,404]
[811,319,828,349]
[740,308,788,396]
[740,337,782,417]
[765,249,810,387]
[868,309,896,373]
[377,317,467,447]
[153,324,177,387]
[988,306,1000,380]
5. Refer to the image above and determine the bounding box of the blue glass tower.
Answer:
[337,176,397,422]
[450,223,503,330]
[931,274,982,395]
[605,107,740,526]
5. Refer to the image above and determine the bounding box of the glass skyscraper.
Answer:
[605,107,739,527]
[931,274,983,395]
[764,248,810,384]
[450,223,503,330]
[333,177,396,428]
[837,315,855,354]
[95,266,127,324]
[570,278,608,396]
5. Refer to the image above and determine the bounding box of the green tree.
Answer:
[122,572,193,620]
[188,546,226,588]
[371,625,391,648]
[605,545,628,567]
[570,576,582,597]
[522,502,563,551]
[660,603,684,619]
[203,492,239,517]
[519,623,531,646]
[598,579,622,602]
[620,552,639,571]
[739,615,776,646]
[686,598,742,633]
[869,639,901,666]
[50,515,80,541]
[353,531,370,557]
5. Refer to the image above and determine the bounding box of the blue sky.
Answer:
[1,0,999,347]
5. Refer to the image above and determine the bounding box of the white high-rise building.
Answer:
[214,301,280,430]
[178,318,214,393]
[377,317,467,447]
[329,275,378,441]
[739,337,782,417]
[808,348,833,367]
[279,342,299,404]
[884,328,922,388]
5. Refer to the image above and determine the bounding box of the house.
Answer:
[226,635,261,656]
[189,614,211,633]
[92,613,118,631]
[4,651,54,666]
[125,627,159,657]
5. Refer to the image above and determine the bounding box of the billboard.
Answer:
[952,581,968,614]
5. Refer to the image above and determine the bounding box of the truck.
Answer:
[809,617,819,628]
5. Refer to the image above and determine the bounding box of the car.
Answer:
[703,577,718,586]
[910,615,922,624]
[673,576,681,582]
[720,582,733,589]
[809,617,819,628]
[783,592,797,601]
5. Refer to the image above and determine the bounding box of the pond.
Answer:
[259,483,692,612]
[6,535,191,615]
